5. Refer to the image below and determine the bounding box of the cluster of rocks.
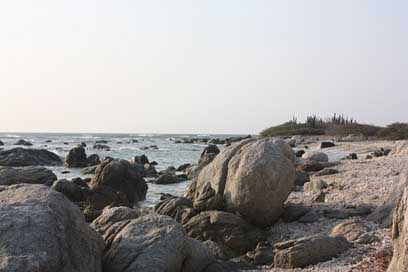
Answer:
[365,147,392,159]
[172,135,252,146]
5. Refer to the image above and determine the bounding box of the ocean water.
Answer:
[0,133,238,206]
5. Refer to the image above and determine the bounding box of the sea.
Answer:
[0,133,241,207]
[0,133,349,207]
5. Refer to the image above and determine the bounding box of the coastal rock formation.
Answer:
[0,184,104,272]
[273,235,350,268]
[65,146,87,167]
[0,148,62,166]
[183,210,265,257]
[201,144,220,157]
[13,139,33,146]
[190,139,295,227]
[87,154,101,166]
[101,214,218,272]
[0,166,57,186]
[90,159,148,205]
[51,179,86,202]
[302,151,329,162]
[331,219,370,242]
[154,196,197,224]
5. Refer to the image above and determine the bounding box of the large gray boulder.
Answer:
[99,213,218,272]
[0,166,57,186]
[65,146,87,167]
[388,187,408,272]
[0,148,62,167]
[90,159,148,205]
[190,139,295,227]
[273,235,350,268]
[0,184,104,272]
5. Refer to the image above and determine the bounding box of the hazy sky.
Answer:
[1,1,407,134]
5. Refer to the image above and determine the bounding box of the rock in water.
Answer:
[0,184,104,272]
[0,166,57,186]
[0,148,62,167]
[388,187,408,272]
[65,146,87,167]
[273,235,350,268]
[90,159,148,204]
[13,139,33,146]
[191,139,295,227]
[101,213,218,272]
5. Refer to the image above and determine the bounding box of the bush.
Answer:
[376,123,408,140]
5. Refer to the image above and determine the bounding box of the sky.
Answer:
[0,1,407,134]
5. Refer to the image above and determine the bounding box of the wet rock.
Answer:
[0,184,104,272]
[96,140,109,144]
[0,148,62,167]
[13,139,33,146]
[0,166,57,186]
[81,165,98,175]
[302,151,329,162]
[183,210,265,257]
[273,235,351,268]
[0,140,4,146]
[143,164,158,177]
[314,168,339,176]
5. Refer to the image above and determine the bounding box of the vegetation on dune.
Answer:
[261,114,408,140]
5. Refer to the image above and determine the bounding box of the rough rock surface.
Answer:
[101,213,217,272]
[331,219,370,242]
[273,235,351,268]
[0,166,57,186]
[0,184,104,272]
[0,148,62,166]
[302,151,329,162]
[13,139,33,146]
[65,146,87,167]
[183,210,265,257]
[90,159,148,205]
[154,196,197,224]
[191,139,295,227]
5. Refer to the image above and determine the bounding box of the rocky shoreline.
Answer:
[0,136,408,271]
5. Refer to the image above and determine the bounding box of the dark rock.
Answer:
[153,173,184,184]
[65,146,87,168]
[131,139,139,143]
[273,235,350,268]
[79,142,87,147]
[72,177,90,188]
[0,140,4,146]
[324,205,371,219]
[295,150,305,158]
[294,171,310,186]
[314,168,339,177]
[51,179,85,202]
[0,166,57,186]
[86,154,101,166]
[0,148,62,167]
[13,139,33,146]
[201,144,220,157]
[150,161,158,166]
[177,163,192,172]
[298,211,320,223]
[133,154,149,165]
[320,141,335,149]
[349,153,358,160]
[93,144,110,151]
[95,140,108,144]
[281,204,310,222]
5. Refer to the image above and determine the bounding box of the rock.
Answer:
[154,196,197,224]
[387,187,408,272]
[302,151,329,162]
[366,155,373,159]
[0,148,62,166]
[295,150,305,158]
[133,154,149,165]
[86,185,130,211]
[183,210,265,257]
[0,140,4,146]
[203,240,228,260]
[72,177,90,188]
[81,165,98,175]
[191,139,295,227]
[143,164,158,177]
[130,139,139,143]
[273,235,351,268]
[51,179,85,202]
[13,139,33,146]
[0,184,104,272]
[245,241,274,265]
[150,145,159,150]
[150,161,158,166]
[294,171,310,186]
[0,166,57,186]
[296,161,338,172]
[102,214,217,272]
[96,140,109,144]
[90,159,148,206]
[159,166,177,175]
[331,219,370,242]
[389,141,408,156]
[65,146,87,167]
[324,205,371,219]
[225,135,252,146]
[298,211,320,223]
[349,153,358,160]
[87,154,101,166]
[320,141,335,148]
[153,173,184,185]
[80,142,87,147]
[314,168,339,176]
[281,204,310,222]
[304,180,328,193]
[369,172,408,227]
[201,144,220,157]
[93,144,111,151]
[185,153,218,180]
[177,163,192,172]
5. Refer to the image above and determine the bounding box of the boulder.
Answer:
[369,172,408,227]
[90,159,148,205]
[183,210,265,257]
[295,150,305,158]
[245,241,274,265]
[273,235,351,268]
[65,146,87,167]
[191,139,295,227]
[185,153,218,180]
[0,166,57,186]
[177,163,191,172]
[87,154,101,166]
[101,214,218,272]
[304,180,328,193]
[154,196,197,224]
[0,184,104,272]
[153,173,184,185]
[0,148,62,167]
[133,154,149,165]
[201,144,220,157]
[388,187,408,271]
[320,141,335,149]
[51,179,86,202]
[314,168,339,176]
[0,140,4,146]
[13,139,33,146]
[302,151,329,162]
[331,219,370,242]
